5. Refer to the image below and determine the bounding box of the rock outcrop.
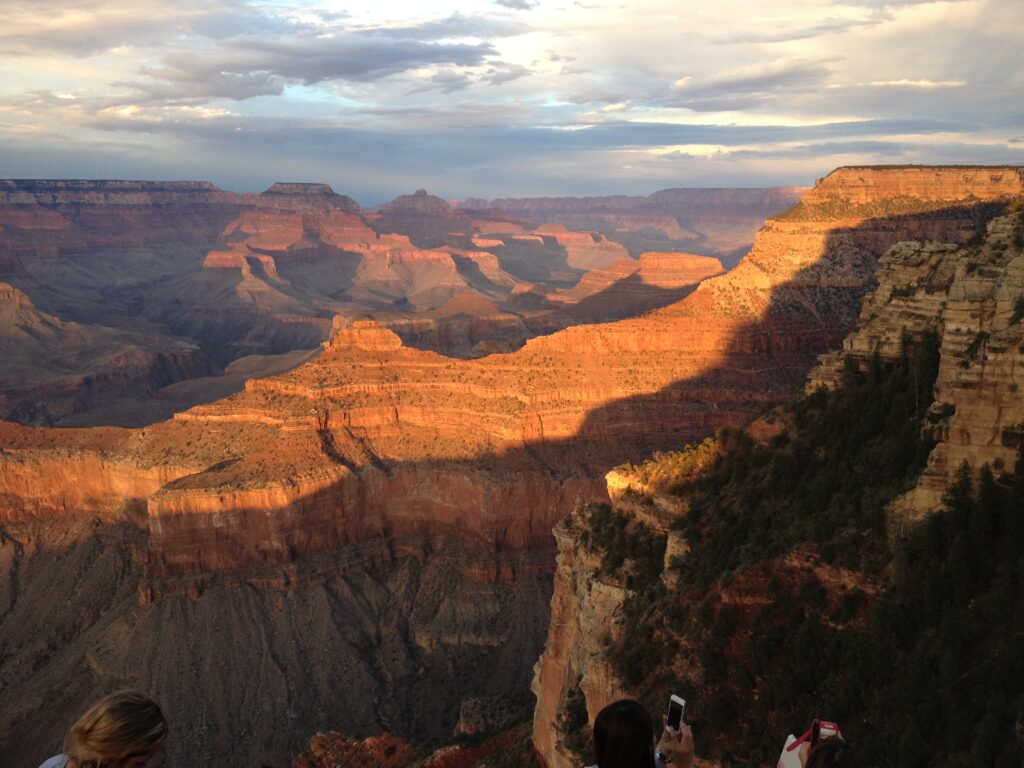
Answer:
[3,167,1022,768]
[808,204,1024,518]
[460,187,808,263]
[0,283,216,424]
[529,169,1024,768]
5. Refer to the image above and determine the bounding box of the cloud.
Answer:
[407,70,475,94]
[863,78,965,88]
[722,16,883,43]
[667,60,834,111]
[117,71,285,104]
[483,63,531,85]
[0,0,280,57]
[373,13,529,41]
[135,34,496,101]
[0,0,1021,200]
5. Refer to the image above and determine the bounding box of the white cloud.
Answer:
[0,0,1019,198]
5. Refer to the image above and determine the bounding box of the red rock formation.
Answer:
[2,167,1021,768]
[529,168,1024,768]
[553,252,724,305]
[0,283,216,424]
[534,224,630,270]
[808,205,1024,517]
[460,187,808,261]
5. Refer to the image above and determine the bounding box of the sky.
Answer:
[1,0,1022,203]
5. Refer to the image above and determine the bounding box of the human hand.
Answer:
[657,715,694,768]
[797,741,810,768]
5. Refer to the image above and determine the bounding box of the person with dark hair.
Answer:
[588,699,694,768]
[798,735,859,768]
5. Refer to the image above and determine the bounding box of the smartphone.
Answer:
[666,694,686,731]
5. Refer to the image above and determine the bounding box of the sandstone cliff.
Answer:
[2,167,1022,768]
[808,203,1024,518]
[528,172,1024,768]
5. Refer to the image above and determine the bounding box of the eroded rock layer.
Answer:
[530,171,1024,768]
[2,167,1022,768]
[809,205,1024,517]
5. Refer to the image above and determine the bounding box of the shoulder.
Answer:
[38,756,69,768]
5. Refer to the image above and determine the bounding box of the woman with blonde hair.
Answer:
[38,690,167,768]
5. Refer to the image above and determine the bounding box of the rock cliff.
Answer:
[808,203,1024,518]
[2,167,1022,768]
[460,187,808,263]
[529,170,1024,768]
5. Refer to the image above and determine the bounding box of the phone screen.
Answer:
[667,697,685,731]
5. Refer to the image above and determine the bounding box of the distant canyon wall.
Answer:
[2,167,1023,768]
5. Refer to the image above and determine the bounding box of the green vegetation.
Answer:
[678,335,939,588]
[1010,295,1024,326]
[573,332,1023,765]
[617,437,720,493]
[578,502,666,587]
[555,682,590,764]
[837,459,1024,767]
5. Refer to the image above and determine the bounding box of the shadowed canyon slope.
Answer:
[531,199,1024,768]
[1,167,1023,768]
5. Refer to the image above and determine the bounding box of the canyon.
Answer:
[531,186,1024,768]
[0,181,795,426]
[1,167,1023,768]
[460,186,808,267]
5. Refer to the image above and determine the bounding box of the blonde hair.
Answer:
[63,690,167,767]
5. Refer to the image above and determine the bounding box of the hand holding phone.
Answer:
[666,694,686,732]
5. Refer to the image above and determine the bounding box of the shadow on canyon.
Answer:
[0,201,1009,768]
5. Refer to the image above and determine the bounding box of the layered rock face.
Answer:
[3,179,756,425]
[550,252,724,322]
[527,167,1024,768]
[0,282,216,424]
[460,187,807,263]
[3,167,1021,768]
[530,515,630,768]
[809,205,1024,517]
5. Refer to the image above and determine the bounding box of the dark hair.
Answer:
[806,737,859,768]
[593,699,655,768]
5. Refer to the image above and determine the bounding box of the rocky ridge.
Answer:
[529,176,1024,768]
[460,187,808,263]
[2,167,1023,768]
[809,203,1024,517]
